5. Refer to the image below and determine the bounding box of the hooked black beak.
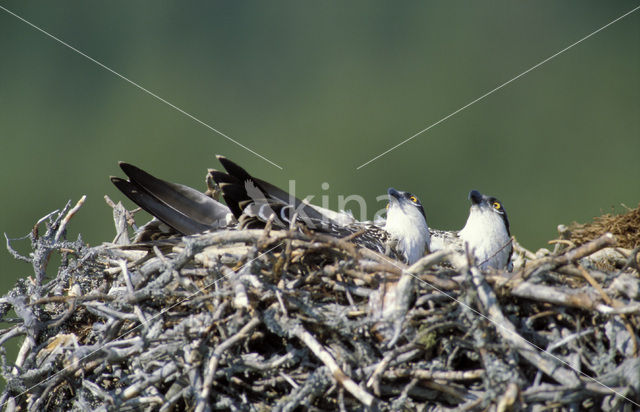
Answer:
[388,187,401,200]
[469,190,483,205]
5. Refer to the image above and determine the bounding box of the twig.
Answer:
[3,233,32,263]
[54,195,86,243]
[577,264,638,357]
[196,316,261,412]
[288,319,375,407]
[521,233,617,280]
[468,266,581,387]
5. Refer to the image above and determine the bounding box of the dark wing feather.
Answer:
[111,177,212,235]
[315,221,394,257]
[208,170,245,218]
[211,156,394,256]
[113,162,231,235]
[215,155,327,224]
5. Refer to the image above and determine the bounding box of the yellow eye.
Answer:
[409,196,417,203]
[493,202,501,209]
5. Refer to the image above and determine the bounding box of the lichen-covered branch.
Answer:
[0,201,638,410]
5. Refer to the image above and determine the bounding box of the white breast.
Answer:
[384,204,430,265]
[459,208,511,270]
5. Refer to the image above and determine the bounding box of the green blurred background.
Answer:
[0,0,638,340]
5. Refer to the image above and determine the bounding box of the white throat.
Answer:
[459,206,510,270]
[384,204,430,265]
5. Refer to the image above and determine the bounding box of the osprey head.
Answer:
[384,188,430,264]
[460,189,512,270]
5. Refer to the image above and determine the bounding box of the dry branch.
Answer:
[0,200,639,410]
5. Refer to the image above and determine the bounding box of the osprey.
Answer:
[430,190,512,271]
[111,156,430,265]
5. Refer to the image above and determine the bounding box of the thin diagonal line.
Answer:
[3,240,284,407]
[372,252,639,407]
[356,4,640,170]
[0,5,283,170]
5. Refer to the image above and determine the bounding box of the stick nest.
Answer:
[568,203,640,249]
[1,198,639,411]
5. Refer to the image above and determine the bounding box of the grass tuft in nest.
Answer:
[569,203,640,249]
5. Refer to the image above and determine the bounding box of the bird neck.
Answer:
[459,207,510,268]
[384,217,430,265]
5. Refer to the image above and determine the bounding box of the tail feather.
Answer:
[208,169,246,218]
[213,155,326,225]
[113,162,232,235]
[113,156,347,237]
